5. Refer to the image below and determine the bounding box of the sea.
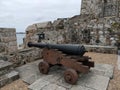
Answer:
[16,33,25,45]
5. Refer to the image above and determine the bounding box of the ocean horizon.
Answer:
[16,33,25,45]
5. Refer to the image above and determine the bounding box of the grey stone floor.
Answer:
[16,60,114,90]
[0,60,13,70]
[0,60,19,87]
[118,50,120,70]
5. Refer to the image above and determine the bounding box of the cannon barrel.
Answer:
[28,42,87,56]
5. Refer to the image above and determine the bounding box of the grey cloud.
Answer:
[0,0,81,32]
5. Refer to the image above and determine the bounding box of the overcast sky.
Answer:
[0,0,81,32]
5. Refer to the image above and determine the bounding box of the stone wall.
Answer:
[84,45,117,54]
[66,15,120,46]
[23,19,67,48]
[81,0,119,17]
[0,28,18,54]
[1,48,42,67]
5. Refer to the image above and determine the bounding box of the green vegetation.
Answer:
[111,22,120,32]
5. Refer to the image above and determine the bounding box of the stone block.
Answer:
[5,71,19,82]
[16,60,42,84]
[28,79,50,90]
[8,45,17,53]
[0,44,5,53]
[0,69,8,76]
[1,36,17,42]
[0,60,13,70]
[118,52,120,70]
[39,73,62,83]
[70,85,94,90]
[0,71,19,87]
[91,63,114,79]
[41,84,66,90]
[0,75,8,87]
[0,28,16,33]
[77,73,110,90]
[8,41,17,46]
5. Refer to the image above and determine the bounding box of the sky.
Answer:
[0,0,81,32]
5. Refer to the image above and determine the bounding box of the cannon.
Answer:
[28,42,94,84]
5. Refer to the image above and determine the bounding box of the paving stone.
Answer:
[0,71,19,87]
[70,85,95,90]
[118,51,120,70]
[77,73,110,90]
[49,65,65,74]
[41,83,66,90]
[0,60,13,70]
[28,79,50,90]
[16,60,43,84]
[91,63,114,79]
[56,77,72,89]
[16,60,63,84]
[43,74,62,83]
[0,69,8,76]
[5,71,19,83]
[0,75,8,87]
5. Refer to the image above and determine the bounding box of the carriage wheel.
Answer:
[64,69,78,84]
[39,61,50,74]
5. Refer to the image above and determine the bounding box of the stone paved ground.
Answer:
[0,60,19,87]
[118,50,120,70]
[85,52,118,90]
[1,52,118,90]
[16,59,114,90]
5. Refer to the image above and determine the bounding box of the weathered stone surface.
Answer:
[16,60,42,84]
[41,84,66,90]
[77,73,110,90]
[16,60,63,84]
[17,60,113,90]
[5,71,19,82]
[0,44,5,53]
[91,63,114,79]
[0,75,8,87]
[8,48,42,67]
[70,85,94,90]
[0,71,19,87]
[1,36,17,42]
[85,45,117,54]
[118,50,120,70]
[28,79,50,90]
[0,28,17,54]
[0,60,13,70]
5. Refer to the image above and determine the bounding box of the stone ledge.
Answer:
[0,60,13,71]
[0,71,19,87]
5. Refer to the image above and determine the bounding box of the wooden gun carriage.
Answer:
[28,42,94,84]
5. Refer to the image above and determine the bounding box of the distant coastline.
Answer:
[16,33,25,45]
[16,32,26,34]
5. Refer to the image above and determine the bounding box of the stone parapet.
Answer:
[7,48,42,67]
[0,28,17,54]
[84,45,117,54]
[0,71,19,87]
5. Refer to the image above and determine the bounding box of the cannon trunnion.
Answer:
[28,42,94,84]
